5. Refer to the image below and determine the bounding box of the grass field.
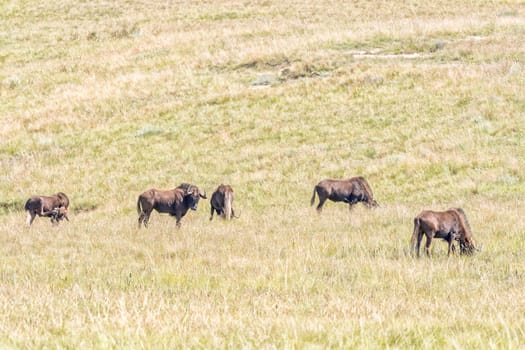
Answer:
[1,0,525,348]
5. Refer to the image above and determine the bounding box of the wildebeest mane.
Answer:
[354,176,376,206]
[451,207,472,235]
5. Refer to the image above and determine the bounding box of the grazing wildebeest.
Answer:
[310,176,378,213]
[209,184,238,221]
[24,192,70,226]
[137,183,206,228]
[410,207,477,257]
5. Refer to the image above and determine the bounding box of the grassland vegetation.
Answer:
[1,0,524,348]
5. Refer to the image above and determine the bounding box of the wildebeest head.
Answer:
[450,207,477,256]
[366,198,379,208]
[458,235,476,255]
[184,185,207,211]
[55,192,70,208]
[457,232,478,256]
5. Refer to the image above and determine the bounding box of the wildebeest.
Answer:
[209,184,238,221]
[310,176,378,213]
[137,183,206,228]
[24,192,70,226]
[410,208,477,257]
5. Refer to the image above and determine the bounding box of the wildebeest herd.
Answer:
[24,176,477,257]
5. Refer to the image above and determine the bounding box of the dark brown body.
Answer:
[311,177,378,212]
[210,184,236,221]
[24,192,70,226]
[137,184,206,228]
[410,208,476,257]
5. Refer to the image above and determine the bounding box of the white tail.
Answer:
[224,190,233,220]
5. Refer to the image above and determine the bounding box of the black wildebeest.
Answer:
[310,176,378,213]
[209,184,238,221]
[410,208,477,257]
[24,192,70,226]
[137,183,206,228]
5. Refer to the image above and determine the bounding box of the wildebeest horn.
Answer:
[185,185,195,194]
[199,189,207,199]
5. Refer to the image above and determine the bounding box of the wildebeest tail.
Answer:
[410,217,421,255]
[136,196,143,214]
[224,190,233,220]
[310,186,317,206]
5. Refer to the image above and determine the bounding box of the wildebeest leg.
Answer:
[424,234,433,257]
[138,212,148,228]
[175,216,182,228]
[316,196,327,213]
[447,237,453,256]
[347,197,359,210]
[45,209,58,226]
[26,211,36,226]
[52,216,65,225]
[210,206,215,221]
[447,232,458,256]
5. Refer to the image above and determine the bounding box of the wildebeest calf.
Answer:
[24,192,70,226]
[210,184,237,221]
[311,176,378,213]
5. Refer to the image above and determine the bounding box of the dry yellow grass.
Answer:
[1,0,525,348]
